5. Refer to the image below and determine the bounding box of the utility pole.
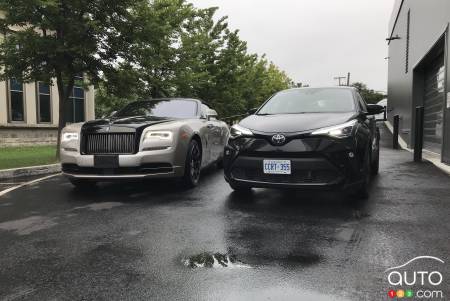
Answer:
[347,72,351,86]
[334,76,346,86]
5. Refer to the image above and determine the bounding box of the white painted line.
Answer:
[0,174,61,197]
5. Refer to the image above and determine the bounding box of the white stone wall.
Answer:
[0,80,96,146]
[0,80,95,127]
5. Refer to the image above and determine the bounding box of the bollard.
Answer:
[384,106,387,121]
[414,106,424,162]
[393,115,400,150]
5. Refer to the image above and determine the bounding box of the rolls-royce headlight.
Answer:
[144,131,174,143]
[230,124,253,139]
[62,132,79,142]
[311,120,357,138]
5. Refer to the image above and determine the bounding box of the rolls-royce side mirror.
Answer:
[207,109,218,121]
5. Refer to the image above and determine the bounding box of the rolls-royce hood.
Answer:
[239,112,357,134]
[82,116,175,133]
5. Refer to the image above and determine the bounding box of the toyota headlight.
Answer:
[144,131,173,143]
[62,132,79,142]
[230,124,253,139]
[311,120,357,138]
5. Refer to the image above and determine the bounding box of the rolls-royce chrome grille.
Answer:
[83,133,136,155]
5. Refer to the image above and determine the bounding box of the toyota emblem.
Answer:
[271,134,286,145]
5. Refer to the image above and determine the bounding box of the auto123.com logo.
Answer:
[385,256,445,299]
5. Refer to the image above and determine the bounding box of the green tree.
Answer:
[98,1,293,118]
[127,0,195,99]
[352,82,386,104]
[0,0,143,156]
[172,7,292,116]
[1,0,293,135]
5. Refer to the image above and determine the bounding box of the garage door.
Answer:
[423,53,445,154]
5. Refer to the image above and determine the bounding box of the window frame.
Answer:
[67,75,86,123]
[200,104,209,119]
[356,92,368,113]
[36,82,53,124]
[7,78,26,123]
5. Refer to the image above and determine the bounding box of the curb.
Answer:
[384,121,450,176]
[0,164,61,180]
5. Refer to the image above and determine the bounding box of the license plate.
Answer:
[263,160,291,175]
[94,155,119,169]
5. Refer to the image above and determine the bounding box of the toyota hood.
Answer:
[239,112,357,134]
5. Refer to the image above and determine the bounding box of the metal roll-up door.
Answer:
[423,53,445,154]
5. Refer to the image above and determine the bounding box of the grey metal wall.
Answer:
[387,0,450,162]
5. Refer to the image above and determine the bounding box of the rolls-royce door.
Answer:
[206,109,225,162]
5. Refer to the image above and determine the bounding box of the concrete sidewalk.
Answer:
[384,121,450,175]
[0,164,61,194]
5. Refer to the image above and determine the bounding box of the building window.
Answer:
[66,75,85,123]
[37,82,52,123]
[9,78,25,122]
[405,9,410,74]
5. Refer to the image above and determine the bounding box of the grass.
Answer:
[0,145,58,170]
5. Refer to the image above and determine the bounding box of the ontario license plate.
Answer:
[263,160,291,175]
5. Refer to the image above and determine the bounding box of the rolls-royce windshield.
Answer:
[116,100,198,119]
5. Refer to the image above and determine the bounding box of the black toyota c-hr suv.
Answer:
[223,87,385,198]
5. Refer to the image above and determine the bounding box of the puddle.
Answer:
[183,252,250,269]
[127,230,141,236]
[73,202,124,211]
[0,216,58,235]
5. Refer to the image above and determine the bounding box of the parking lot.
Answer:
[0,127,449,301]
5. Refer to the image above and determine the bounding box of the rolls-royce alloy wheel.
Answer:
[183,140,202,188]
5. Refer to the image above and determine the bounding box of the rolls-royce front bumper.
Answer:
[60,148,185,180]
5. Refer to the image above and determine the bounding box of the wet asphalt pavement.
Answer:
[0,126,449,301]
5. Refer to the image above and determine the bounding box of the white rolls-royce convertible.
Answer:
[60,98,229,189]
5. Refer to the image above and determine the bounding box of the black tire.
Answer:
[371,144,380,175]
[69,178,97,190]
[216,157,224,169]
[229,181,252,194]
[354,150,371,199]
[182,139,202,188]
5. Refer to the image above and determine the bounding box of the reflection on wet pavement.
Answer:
[0,126,449,300]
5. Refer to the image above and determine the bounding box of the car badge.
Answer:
[271,134,286,146]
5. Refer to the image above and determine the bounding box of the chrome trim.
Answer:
[231,177,335,187]
[63,171,176,179]
[84,133,136,154]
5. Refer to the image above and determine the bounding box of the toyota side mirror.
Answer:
[366,104,385,116]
